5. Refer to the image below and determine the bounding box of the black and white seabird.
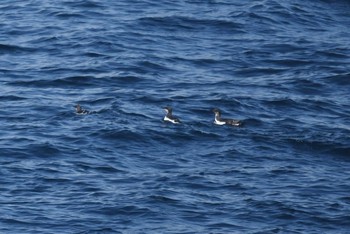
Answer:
[75,104,89,114]
[163,106,181,124]
[213,108,242,126]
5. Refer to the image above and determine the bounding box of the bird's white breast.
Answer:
[214,119,226,125]
[164,116,179,124]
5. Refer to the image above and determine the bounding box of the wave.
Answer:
[0,43,35,53]
[138,15,245,34]
[322,73,350,86]
[7,75,101,88]
[0,95,27,101]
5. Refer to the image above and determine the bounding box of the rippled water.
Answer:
[1,0,350,233]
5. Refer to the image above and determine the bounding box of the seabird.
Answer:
[75,104,89,114]
[213,108,242,126]
[163,106,181,124]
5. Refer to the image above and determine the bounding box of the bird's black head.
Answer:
[212,108,220,114]
[163,106,172,113]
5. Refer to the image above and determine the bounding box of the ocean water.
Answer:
[1,0,350,233]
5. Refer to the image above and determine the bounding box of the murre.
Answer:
[75,104,89,114]
[213,108,242,126]
[163,106,181,124]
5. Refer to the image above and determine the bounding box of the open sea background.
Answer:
[1,0,350,233]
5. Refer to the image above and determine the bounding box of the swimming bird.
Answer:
[75,104,89,114]
[163,106,181,124]
[213,108,242,126]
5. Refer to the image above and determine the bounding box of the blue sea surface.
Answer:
[1,0,350,233]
